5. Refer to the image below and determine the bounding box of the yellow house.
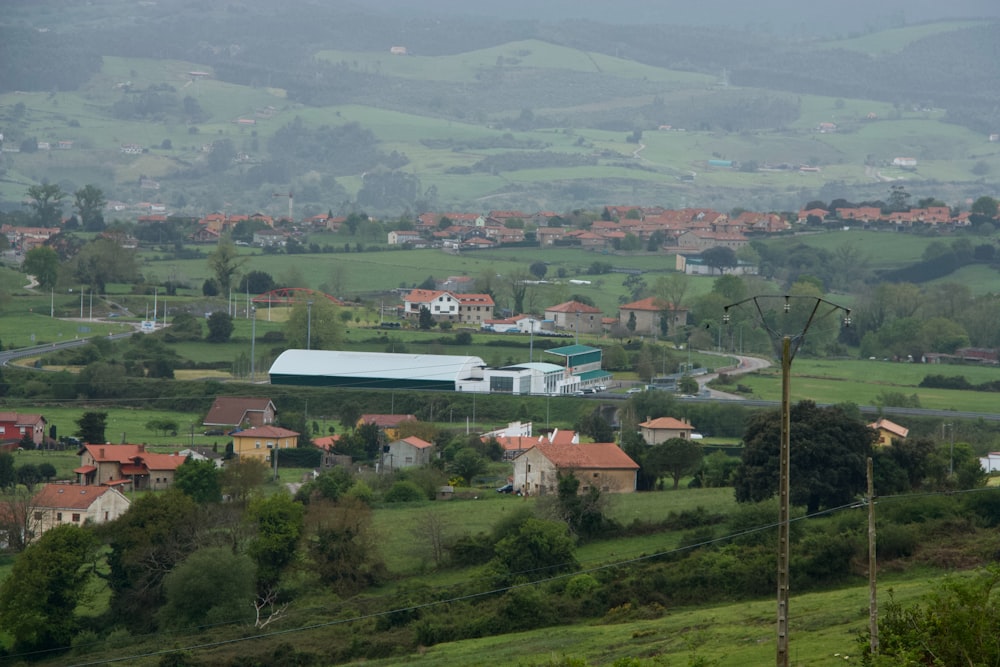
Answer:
[869,418,908,446]
[231,425,299,463]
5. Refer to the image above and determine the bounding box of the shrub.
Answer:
[383,480,425,503]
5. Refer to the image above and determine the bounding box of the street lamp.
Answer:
[250,306,256,382]
[306,300,313,350]
[724,295,850,667]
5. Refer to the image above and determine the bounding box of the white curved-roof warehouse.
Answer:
[268,350,487,390]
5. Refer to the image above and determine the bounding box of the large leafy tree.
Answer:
[157,547,256,630]
[306,498,386,596]
[283,298,343,350]
[75,411,107,444]
[488,517,578,586]
[174,459,222,504]
[246,492,305,591]
[207,238,246,295]
[25,183,65,226]
[70,237,139,292]
[0,525,97,652]
[73,184,107,231]
[733,401,877,513]
[22,246,59,291]
[205,311,234,343]
[101,490,202,632]
[645,437,705,490]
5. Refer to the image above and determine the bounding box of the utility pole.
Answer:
[250,306,256,382]
[724,295,851,667]
[867,456,878,656]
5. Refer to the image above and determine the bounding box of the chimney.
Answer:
[139,444,145,452]
[100,448,105,458]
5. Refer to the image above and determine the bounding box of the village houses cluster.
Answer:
[17,398,961,548]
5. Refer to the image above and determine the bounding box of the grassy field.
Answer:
[340,568,939,667]
[734,357,1000,412]
[2,25,998,209]
[824,21,985,54]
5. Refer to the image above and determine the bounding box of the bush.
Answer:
[383,480,426,503]
[963,488,1000,527]
[876,523,919,560]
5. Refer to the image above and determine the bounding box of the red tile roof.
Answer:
[32,484,119,510]
[620,297,676,312]
[640,417,693,430]
[359,414,417,428]
[233,425,299,439]
[546,300,602,314]
[533,442,639,470]
[398,436,433,450]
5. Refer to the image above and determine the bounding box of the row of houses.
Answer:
[797,205,972,226]
[402,287,687,338]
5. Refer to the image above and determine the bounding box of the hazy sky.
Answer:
[365,0,999,33]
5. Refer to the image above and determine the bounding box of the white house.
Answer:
[385,436,434,470]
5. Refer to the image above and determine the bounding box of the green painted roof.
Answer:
[545,344,600,357]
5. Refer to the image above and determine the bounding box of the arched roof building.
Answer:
[268,350,487,391]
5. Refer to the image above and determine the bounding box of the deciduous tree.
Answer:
[174,459,222,504]
[73,184,106,231]
[733,401,877,512]
[157,547,256,630]
[25,183,65,226]
[23,246,59,291]
[0,525,97,651]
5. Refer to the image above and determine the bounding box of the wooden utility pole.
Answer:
[776,335,791,667]
[868,456,878,655]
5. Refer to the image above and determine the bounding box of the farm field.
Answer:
[734,357,1000,413]
[2,23,999,212]
[340,569,938,667]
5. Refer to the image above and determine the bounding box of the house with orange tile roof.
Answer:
[30,484,130,538]
[639,417,696,445]
[868,418,909,446]
[402,289,494,324]
[357,414,417,441]
[512,442,639,495]
[385,436,434,470]
[544,301,603,336]
[231,425,299,463]
[75,444,186,490]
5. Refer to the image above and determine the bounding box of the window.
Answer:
[56,512,63,521]
[33,511,42,520]
[255,441,261,449]
[72,513,81,522]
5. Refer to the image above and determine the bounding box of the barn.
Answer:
[268,350,487,391]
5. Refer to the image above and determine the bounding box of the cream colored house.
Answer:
[639,417,695,445]
[31,484,130,538]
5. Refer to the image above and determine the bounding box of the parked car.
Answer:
[496,483,514,494]
[626,386,644,394]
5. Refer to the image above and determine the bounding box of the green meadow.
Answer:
[735,357,1000,412]
[824,21,985,54]
[3,24,998,207]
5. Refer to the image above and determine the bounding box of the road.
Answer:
[696,351,772,399]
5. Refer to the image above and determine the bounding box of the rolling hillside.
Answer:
[0,3,997,216]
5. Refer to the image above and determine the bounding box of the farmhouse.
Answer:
[544,300,602,336]
[74,444,186,490]
[512,442,639,496]
[31,484,130,538]
[231,425,299,463]
[384,436,434,470]
[618,297,688,336]
[204,396,277,430]
[358,414,417,441]
[639,417,696,445]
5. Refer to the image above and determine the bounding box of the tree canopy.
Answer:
[733,401,877,512]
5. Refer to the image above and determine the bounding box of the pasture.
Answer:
[735,357,1000,413]
[2,26,999,208]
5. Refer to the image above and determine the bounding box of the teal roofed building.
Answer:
[545,344,612,390]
